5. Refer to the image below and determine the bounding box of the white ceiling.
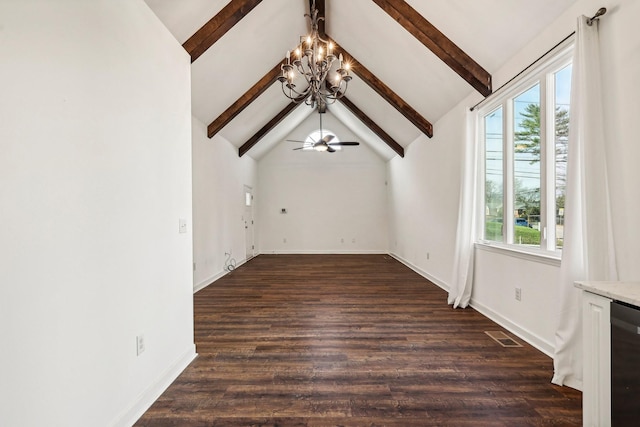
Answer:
[144,0,579,161]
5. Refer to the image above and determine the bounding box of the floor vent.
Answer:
[485,331,523,348]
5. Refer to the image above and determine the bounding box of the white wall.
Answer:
[258,113,389,253]
[0,1,194,426]
[388,101,466,288]
[472,248,562,354]
[192,117,257,291]
[388,0,640,355]
[599,0,640,280]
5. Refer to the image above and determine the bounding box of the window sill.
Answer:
[475,241,561,267]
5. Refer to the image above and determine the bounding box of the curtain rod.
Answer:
[469,7,607,112]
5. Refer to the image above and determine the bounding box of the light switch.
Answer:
[179,218,187,234]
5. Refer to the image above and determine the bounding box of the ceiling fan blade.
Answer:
[327,146,336,153]
[292,147,306,150]
[322,134,335,143]
[286,139,307,143]
[329,141,360,146]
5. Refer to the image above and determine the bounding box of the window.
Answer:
[302,129,341,151]
[479,41,572,254]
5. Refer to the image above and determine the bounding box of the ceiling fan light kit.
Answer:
[288,111,359,153]
[278,0,351,109]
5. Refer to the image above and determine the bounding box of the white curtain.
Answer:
[552,16,618,389]
[449,110,479,309]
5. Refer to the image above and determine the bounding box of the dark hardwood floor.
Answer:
[136,254,581,426]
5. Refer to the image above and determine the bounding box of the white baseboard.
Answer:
[194,270,226,293]
[388,252,553,357]
[266,249,388,255]
[111,345,197,427]
[468,299,554,357]
[193,257,250,294]
[388,252,450,292]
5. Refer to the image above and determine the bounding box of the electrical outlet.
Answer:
[179,218,187,234]
[515,288,522,301]
[136,334,145,356]
[352,238,356,243]
[283,238,287,243]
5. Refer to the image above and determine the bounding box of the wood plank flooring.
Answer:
[136,254,581,426]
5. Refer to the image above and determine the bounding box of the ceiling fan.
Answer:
[287,110,359,153]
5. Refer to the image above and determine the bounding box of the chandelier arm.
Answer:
[296,65,313,87]
[323,90,337,101]
[280,85,298,101]
[322,95,338,105]
[295,57,317,87]
[281,82,312,99]
[316,33,331,45]
[308,53,319,82]
[322,80,348,102]
[280,78,305,99]
[337,79,349,96]
[280,85,310,103]
[324,86,340,100]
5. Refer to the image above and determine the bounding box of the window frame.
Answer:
[476,38,574,259]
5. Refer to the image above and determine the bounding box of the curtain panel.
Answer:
[552,15,618,389]
[448,110,479,309]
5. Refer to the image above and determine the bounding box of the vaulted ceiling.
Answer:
[145,0,579,160]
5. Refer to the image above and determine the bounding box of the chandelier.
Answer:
[278,0,351,108]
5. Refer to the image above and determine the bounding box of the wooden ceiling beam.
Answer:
[324,81,404,157]
[338,96,404,158]
[183,0,263,63]
[211,0,428,151]
[371,0,492,96]
[238,98,304,157]
[207,61,282,138]
[318,0,402,156]
[326,36,433,138]
[313,0,326,36]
